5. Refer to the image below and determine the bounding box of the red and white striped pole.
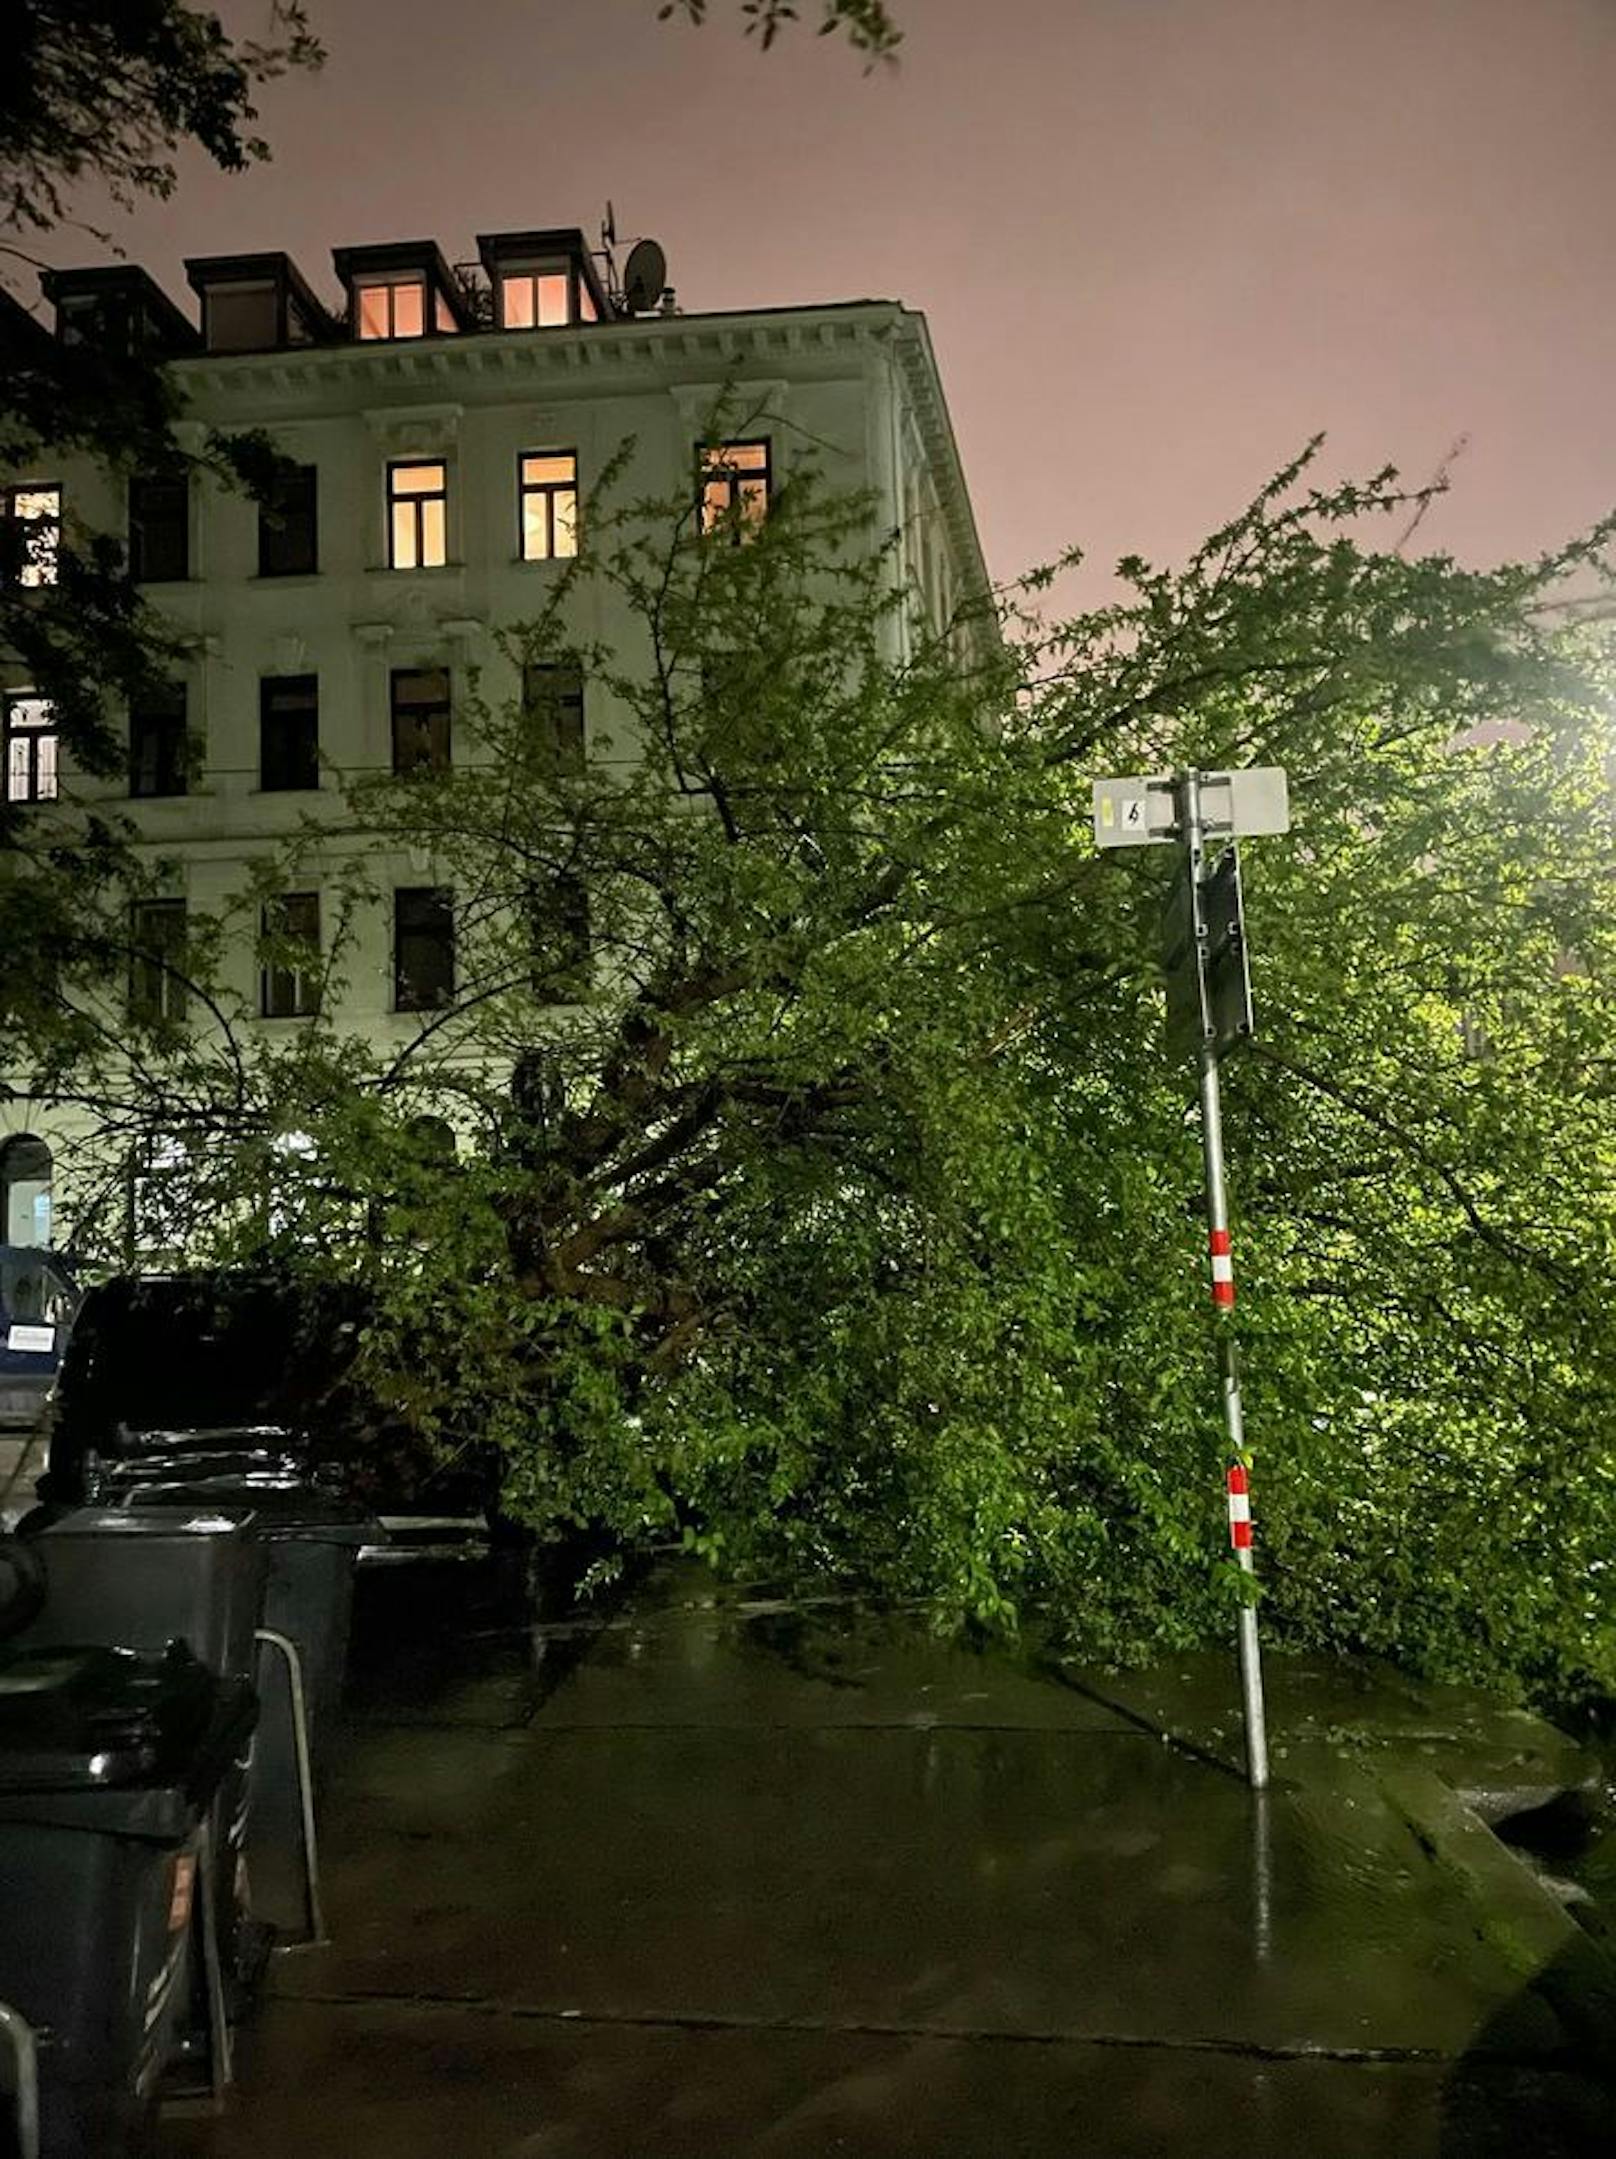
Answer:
[1182,770,1270,1792]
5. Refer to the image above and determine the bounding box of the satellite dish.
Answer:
[623,238,667,315]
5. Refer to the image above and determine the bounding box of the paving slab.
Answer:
[1063,1647,1597,1822]
[159,1558,1616,2157]
[162,1998,1615,2159]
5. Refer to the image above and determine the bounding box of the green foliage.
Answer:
[1,2,320,1047]
[0,0,322,231]
[30,440,1616,1714]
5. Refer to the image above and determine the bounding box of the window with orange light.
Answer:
[699,442,770,537]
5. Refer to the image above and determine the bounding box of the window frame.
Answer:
[259,674,320,794]
[390,666,452,777]
[355,275,427,342]
[257,464,318,579]
[521,663,585,774]
[393,886,456,1013]
[0,482,62,589]
[260,891,322,1019]
[127,473,190,584]
[517,451,579,563]
[698,440,771,539]
[3,692,59,805]
[129,898,189,1026]
[128,682,190,799]
[528,873,592,1003]
[387,459,450,572]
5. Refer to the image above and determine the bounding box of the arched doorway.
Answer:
[0,1135,53,1248]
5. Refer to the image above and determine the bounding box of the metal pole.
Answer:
[0,2000,40,2159]
[1181,770,1270,1792]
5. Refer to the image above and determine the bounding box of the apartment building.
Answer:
[0,224,987,1253]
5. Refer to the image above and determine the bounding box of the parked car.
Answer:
[0,1245,78,1436]
[34,1269,499,1555]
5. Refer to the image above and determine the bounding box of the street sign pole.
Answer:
[1095,762,1286,1794]
[1180,770,1270,1792]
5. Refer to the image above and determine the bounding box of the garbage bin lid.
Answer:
[106,1480,378,1545]
[0,1640,220,1792]
[32,1504,261,1544]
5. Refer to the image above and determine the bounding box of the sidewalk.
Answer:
[164,1558,1616,2157]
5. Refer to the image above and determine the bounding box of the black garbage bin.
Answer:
[0,1639,255,2158]
[14,1509,268,2004]
[15,1507,266,1683]
[97,1476,377,1933]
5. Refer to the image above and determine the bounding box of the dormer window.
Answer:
[499,269,597,330]
[187,254,332,355]
[357,277,425,340]
[479,229,610,331]
[501,270,567,330]
[204,280,279,353]
[334,243,468,343]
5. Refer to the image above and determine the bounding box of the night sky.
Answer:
[32,0,1616,590]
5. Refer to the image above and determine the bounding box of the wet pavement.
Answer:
[161,1558,1616,2157]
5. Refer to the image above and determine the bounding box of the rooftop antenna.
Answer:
[622,236,668,316]
[596,201,621,313]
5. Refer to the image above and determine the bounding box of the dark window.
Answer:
[518,452,578,560]
[128,474,189,583]
[258,465,318,578]
[3,694,58,804]
[699,441,770,537]
[260,676,319,792]
[129,682,189,798]
[529,874,591,1002]
[394,888,455,1011]
[130,900,188,1024]
[390,667,451,776]
[0,484,61,588]
[387,461,448,570]
[261,892,321,1018]
[521,664,585,773]
[204,282,278,354]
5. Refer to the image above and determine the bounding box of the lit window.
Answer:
[395,888,455,1011]
[388,461,448,570]
[518,453,578,561]
[1,484,61,588]
[130,900,188,1025]
[391,667,451,775]
[261,892,321,1019]
[357,279,426,340]
[500,270,572,329]
[3,695,58,804]
[699,443,770,537]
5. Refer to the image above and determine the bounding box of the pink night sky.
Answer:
[35,0,1616,591]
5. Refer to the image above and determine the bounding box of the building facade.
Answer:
[1,226,987,1255]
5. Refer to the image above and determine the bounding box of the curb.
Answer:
[1380,1761,1616,2077]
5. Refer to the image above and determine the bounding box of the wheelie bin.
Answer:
[94,1474,377,1933]
[0,1636,255,2157]
[13,1508,269,2004]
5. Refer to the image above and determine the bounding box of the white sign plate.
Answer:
[1092,775,1176,849]
[7,1324,54,1354]
[1094,767,1290,848]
